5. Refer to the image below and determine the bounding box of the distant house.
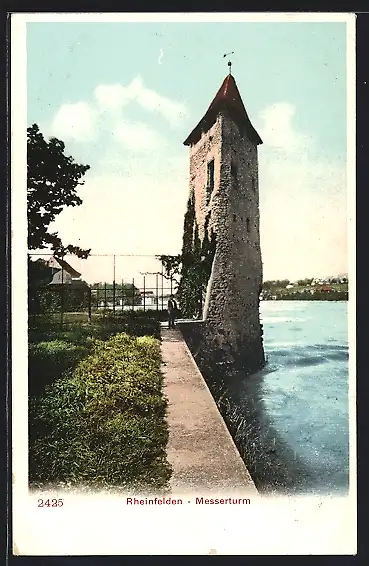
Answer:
[140,290,157,306]
[47,256,89,289]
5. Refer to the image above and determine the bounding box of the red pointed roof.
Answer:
[184,73,262,146]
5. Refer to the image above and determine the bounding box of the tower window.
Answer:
[233,213,237,222]
[231,161,238,183]
[206,159,215,204]
[246,218,251,233]
[252,177,256,192]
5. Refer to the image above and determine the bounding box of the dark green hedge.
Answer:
[28,340,91,397]
[28,312,162,344]
[29,333,172,492]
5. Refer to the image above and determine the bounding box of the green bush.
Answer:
[100,318,161,339]
[29,333,172,491]
[29,340,91,397]
[28,314,162,399]
[119,309,176,323]
[28,312,162,343]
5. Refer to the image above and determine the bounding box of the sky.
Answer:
[26,17,350,284]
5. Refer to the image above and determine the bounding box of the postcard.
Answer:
[11,12,356,555]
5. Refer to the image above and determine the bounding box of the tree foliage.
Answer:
[296,278,314,286]
[175,194,217,319]
[28,257,53,286]
[28,257,91,315]
[28,257,53,314]
[91,282,141,306]
[156,254,182,285]
[27,124,91,258]
[262,279,291,290]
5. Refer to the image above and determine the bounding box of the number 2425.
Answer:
[37,499,64,507]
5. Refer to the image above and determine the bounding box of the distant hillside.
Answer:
[261,277,348,301]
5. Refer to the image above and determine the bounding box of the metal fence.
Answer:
[28,252,179,325]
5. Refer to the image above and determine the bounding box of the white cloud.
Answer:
[136,81,188,127]
[50,101,97,142]
[94,84,130,111]
[49,76,188,158]
[94,76,188,127]
[94,77,143,111]
[258,102,313,153]
[113,120,164,152]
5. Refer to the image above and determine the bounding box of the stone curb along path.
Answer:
[160,325,258,495]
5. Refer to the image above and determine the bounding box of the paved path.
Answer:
[161,326,257,495]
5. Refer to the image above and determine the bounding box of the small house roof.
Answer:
[184,73,262,146]
[48,256,81,278]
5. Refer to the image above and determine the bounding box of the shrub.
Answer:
[28,339,91,397]
[28,312,162,343]
[29,333,172,491]
[28,314,162,398]
[101,312,163,337]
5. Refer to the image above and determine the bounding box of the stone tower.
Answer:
[183,71,264,373]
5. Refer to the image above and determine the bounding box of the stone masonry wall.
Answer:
[189,118,223,241]
[188,110,264,373]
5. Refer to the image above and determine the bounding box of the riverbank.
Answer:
[261,282,348,301]
[161,325,257,495]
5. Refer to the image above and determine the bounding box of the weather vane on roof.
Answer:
[223,52,234,75]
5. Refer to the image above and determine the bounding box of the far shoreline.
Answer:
[261,298,348,302]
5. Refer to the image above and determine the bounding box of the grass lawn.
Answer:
[29,313,172,492]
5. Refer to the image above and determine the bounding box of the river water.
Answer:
[254,300,350,494]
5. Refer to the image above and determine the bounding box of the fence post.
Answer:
[88,287,92,322]
[161,267,164,311]
[156,273,159,312]
[121,279,124,312]
[132,278,135,312]
[143,275,146,312]
[60,262,64,328]
[113,255,116,319]
[97,284,99,312]
[104,282,107,317]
